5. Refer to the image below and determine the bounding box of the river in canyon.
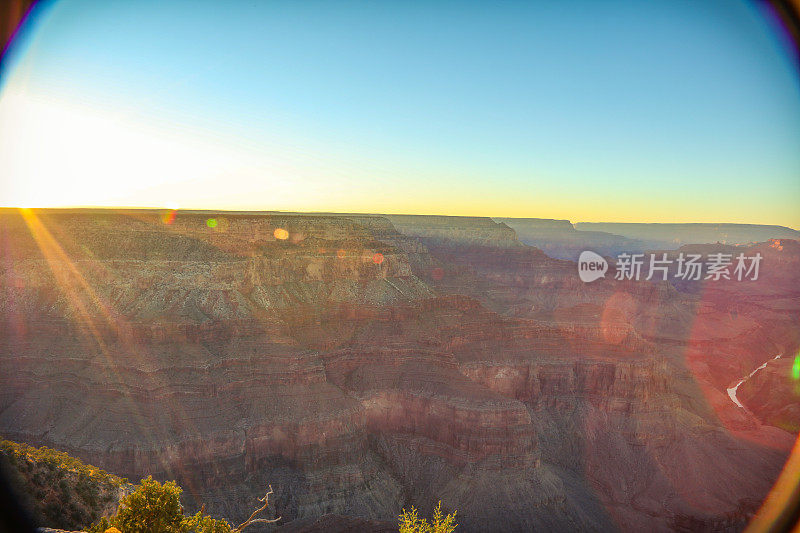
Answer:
[727,353,782,410]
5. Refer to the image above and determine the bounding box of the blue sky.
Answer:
[1,0,798,225]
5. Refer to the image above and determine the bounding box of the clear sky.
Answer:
[1,0,798,226]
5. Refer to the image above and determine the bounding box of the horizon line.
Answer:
[2,205,798,232]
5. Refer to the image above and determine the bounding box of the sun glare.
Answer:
[0,87,268,209]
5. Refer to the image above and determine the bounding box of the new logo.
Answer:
[578,251,608,283]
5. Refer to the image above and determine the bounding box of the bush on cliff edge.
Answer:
[399,501,457,533]
[88,476,231,533]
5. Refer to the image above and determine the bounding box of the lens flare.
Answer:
[206,218,217,228]
[274,228,289,240]
[792,354,800,381]
[161,210,177,225]
[372,252,384,264]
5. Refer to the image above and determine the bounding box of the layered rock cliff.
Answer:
[1,209,797,532]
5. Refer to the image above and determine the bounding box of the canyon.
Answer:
[1,209,798,532]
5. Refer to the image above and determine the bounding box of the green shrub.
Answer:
[0,439,125,488]
[88,476,232,533]
[183,510,235,533]
[398,501,457,533]
[76,477,99,505]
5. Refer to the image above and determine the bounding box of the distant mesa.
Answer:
[496,217,800,261]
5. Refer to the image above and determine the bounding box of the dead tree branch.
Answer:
[233,484,281,532]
